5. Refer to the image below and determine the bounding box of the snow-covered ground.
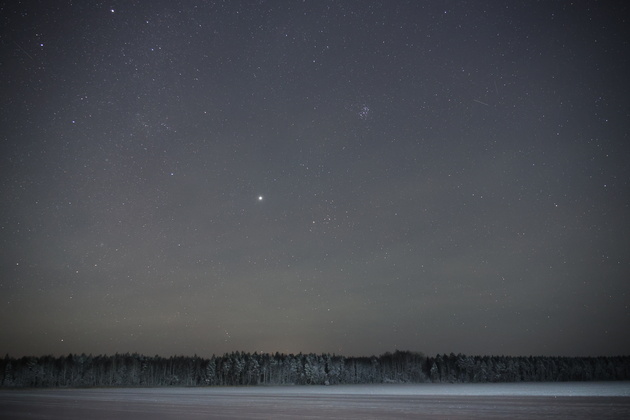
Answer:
[280,381,630,396]
[1,382,629,419]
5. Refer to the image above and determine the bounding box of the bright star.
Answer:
[258,196,263,201]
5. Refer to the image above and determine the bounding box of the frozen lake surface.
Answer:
[1,382,629,419]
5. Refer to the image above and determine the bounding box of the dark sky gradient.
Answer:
[1,1,629,358]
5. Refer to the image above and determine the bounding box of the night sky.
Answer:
[1,1,629,359]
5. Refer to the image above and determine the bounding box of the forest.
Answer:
[2,351,629,388]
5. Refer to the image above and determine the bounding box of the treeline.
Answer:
[426,353,630,383]
[1,351,629,388]
[0,351,425,388]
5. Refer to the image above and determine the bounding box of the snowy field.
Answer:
[1,382,629,419]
